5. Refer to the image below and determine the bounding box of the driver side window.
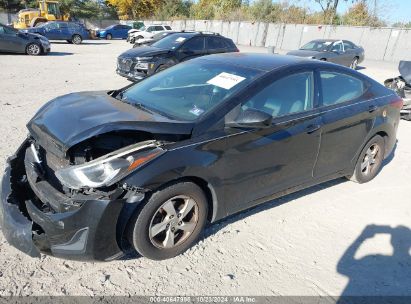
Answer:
[242,72,314,118]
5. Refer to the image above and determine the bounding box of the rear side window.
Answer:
[343,41,355,50]
[154,26,164,31]
[182,37,205,51]
[207,37,226,49]
[242,72,314,117]
[165,26,172,30]
[320,71,366,106]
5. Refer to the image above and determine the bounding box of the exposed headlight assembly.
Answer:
[136,56,153,61]
[55,141,164,190]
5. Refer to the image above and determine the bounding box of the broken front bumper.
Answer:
[0,141,130,261]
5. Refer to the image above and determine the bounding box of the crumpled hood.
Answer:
[119,46,169,59]
[399,61,411,84]
[27,91,193,157]
[286,50,321,58]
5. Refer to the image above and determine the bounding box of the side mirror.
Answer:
[226,109,273,129]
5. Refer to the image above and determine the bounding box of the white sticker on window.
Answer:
[207,72,246,90]
[189,106,204,116]
[176,37,186,42]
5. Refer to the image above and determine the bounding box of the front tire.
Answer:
[26,43,41,56]
[128,182,208,260]
[106,33,112,40]
[349,135,385,183]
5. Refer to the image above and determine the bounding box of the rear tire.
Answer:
[106,33,112,40]
[348,135,385,184]
[26,43,41,56]
[72,34,82,45]
[350,57,359,70]
[128,182,208,260]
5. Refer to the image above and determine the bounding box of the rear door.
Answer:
[206,36,228,55]
[313,69,376,178]
[176,36,206,62]
[57,22,70,39]
[343,40,358,66]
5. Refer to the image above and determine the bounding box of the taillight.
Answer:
[390,97,404,109]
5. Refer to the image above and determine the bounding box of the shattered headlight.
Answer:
[55,142,164,190]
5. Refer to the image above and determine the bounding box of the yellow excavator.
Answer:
[13,0,70,29]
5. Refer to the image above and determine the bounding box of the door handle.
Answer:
[368,105,378,113]
[306,124,321,134]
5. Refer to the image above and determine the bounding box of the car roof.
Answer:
[201,53,311,72]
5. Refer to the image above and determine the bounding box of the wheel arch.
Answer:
[117,174,221,253]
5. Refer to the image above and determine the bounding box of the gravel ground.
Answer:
[0,40,410,296]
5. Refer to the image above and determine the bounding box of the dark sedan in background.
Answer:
[0,54,401,261]
[287,39,364,69]
[25,21,89,44]
[117,32,238,81]
[0,23,50,55]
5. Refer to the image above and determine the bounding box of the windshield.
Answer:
[139,26,147,31]
[120,59,263,121]
[151,33,194,49]
[152,32,171,39]
[300,41,332,51]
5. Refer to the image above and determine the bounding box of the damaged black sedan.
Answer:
[0,53,402,261]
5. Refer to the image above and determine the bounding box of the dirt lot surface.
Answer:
[0,41,410,296]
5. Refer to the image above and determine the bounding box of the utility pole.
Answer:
[373,0,378,18]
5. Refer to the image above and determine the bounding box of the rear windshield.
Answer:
[120,59,263,121]
[151,33,196,49]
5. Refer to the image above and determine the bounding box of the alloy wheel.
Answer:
[360,144,380,176]
[27,44,41,55]
[149,195,199,249]
[351,58,359,69]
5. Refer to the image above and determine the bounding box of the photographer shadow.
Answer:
[337,224,411,301]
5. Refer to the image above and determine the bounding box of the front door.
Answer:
[0,25,24,52]
[220,71,322,213]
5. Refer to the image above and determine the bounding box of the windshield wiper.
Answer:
[121,100,155,114]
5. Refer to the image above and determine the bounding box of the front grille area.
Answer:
[117,57,133,72]
[38,146,70,192]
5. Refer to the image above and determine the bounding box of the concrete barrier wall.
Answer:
[135,19,410,63]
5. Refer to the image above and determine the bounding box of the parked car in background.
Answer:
[384,61,411,120]
[25,21,89,44]
[287,39,364,69]
[117,32,239,81]
[97,24,132,40]
[133,31,177,48]
[0,54,401,261]
[127,24,172,44]
[0,23,50,55]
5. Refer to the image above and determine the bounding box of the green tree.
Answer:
[342,1,385,26]
[154,0,191,20]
